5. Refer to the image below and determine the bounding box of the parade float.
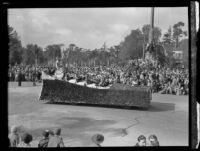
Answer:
[39,67,152,109]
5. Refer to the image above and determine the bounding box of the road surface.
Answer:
[8,82,188,146]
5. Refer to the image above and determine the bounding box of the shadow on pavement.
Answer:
[45,102,149,110]
[45,101,175,112]
[147,102,175,112]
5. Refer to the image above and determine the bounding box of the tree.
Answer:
[8,26,23,65]
[37,48,46,65]
[163,26,174,45]
[119,29,144,60]
[162,26,176,63]
[89,49,98,66]
[142,24,162,45]
[172,21,187,48]
[114,45,120,59]
[22,44,43,65]
[176,39,188,67]
[44,44,62,66]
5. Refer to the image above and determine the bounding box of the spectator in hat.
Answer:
[91,134,104,147]
[47,128,64,147]
[38,130,50,148]
[148,134,159,146]
[135,135,146,147]
[18,133,33,147]
[9,125,20,147]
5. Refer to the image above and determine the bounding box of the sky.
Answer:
[8,7,188,50]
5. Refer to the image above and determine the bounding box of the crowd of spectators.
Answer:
[8,58,189,96]
[8,126,64,148]
[8,64,56,83]
[60,59,189,95]
[8,125,159,147]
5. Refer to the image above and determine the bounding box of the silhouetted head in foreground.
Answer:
[135,135,146,147]
[92,134,104,147]
[149,134,159,146]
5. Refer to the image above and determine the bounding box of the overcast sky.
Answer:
[8,7,188,50]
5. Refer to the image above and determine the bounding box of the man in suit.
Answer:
[135,135,146,147]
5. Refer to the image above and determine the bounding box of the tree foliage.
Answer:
[22,44,43,65]
[172,21,187,48]
[44,44,62,65]
[8,26,23,65]
[162,26,174,45]
[119,29,144,60]
[142,24,162,44]
[62,45,118,67]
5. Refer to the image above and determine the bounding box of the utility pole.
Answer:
[145,7,155,61]
[148,7,154,44]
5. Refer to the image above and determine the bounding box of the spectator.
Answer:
[32,68,37,86]
[47,128,64,147]
[9,125,20,147]
[148,134,159,146]
[91,134,104,147]
[17,70,22,86]
[18,133,33,147]
[38,130,50,148]
[135,135,146,147]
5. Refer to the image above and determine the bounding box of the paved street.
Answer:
[8,82,188,146]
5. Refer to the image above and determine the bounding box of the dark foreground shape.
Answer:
[39,79,152,109]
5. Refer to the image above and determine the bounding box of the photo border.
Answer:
[1,0,198,150]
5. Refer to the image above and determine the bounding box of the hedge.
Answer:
[39,79,152,108]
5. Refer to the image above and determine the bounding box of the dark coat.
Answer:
[17,71,22,82]
[38,138,49,148]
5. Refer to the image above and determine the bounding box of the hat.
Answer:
[91,134,104,145]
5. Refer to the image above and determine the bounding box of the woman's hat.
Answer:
[91,134,104,145]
